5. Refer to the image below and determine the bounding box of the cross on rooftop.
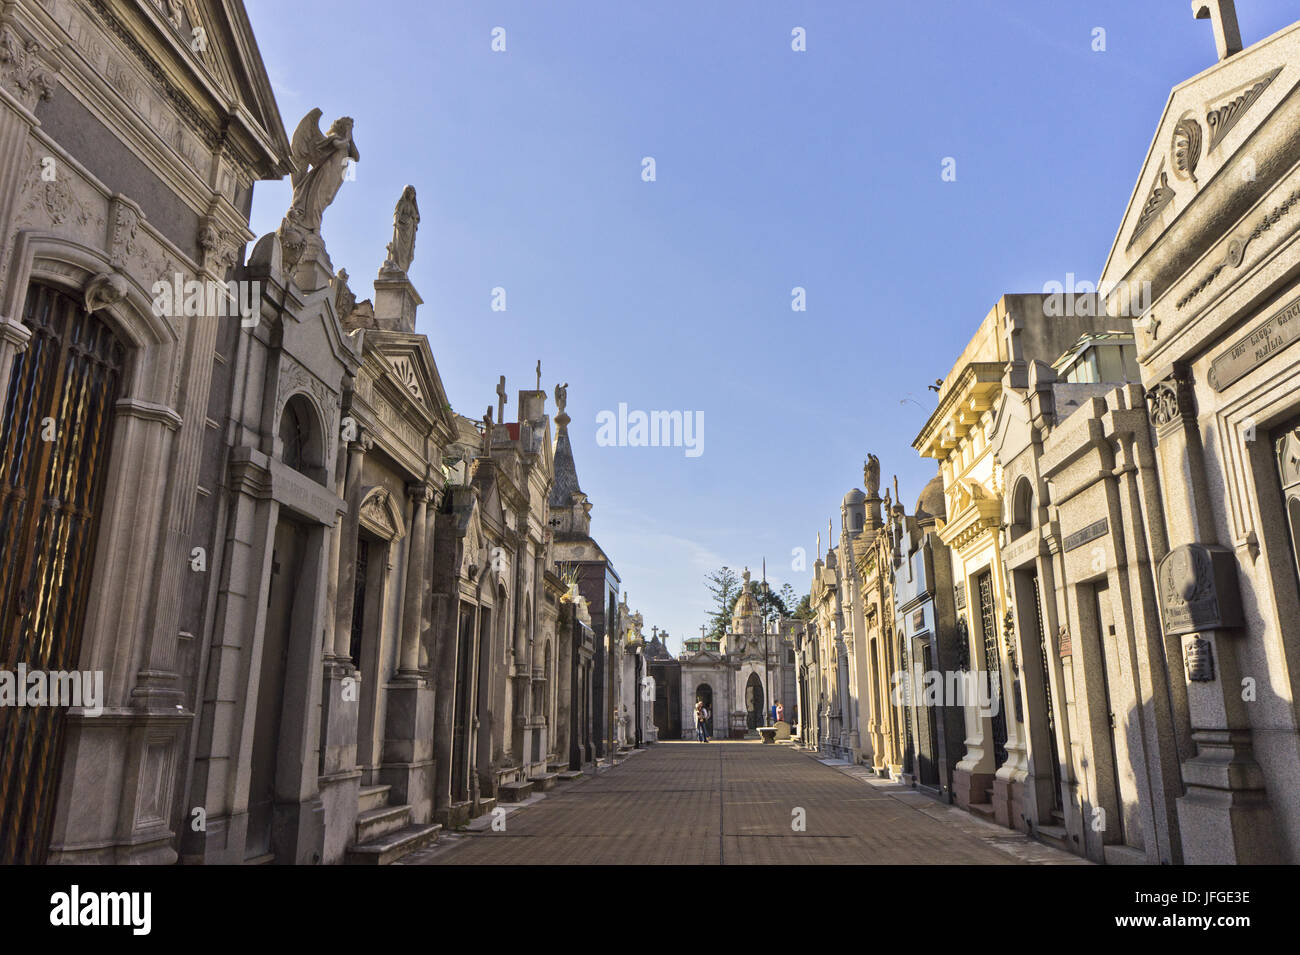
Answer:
[1192,0,1243,61]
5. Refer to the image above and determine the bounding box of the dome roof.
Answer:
[732,568,761,629]
[842,488,866,508]
[915,473,946,521]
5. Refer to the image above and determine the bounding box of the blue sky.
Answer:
[245,0,1300,654]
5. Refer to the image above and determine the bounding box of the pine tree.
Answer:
[704,566,739,642]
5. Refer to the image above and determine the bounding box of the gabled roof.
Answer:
[1098,19,1300,329]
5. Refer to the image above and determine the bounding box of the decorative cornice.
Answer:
[1175,186,1300,312]
[85,0,219,149]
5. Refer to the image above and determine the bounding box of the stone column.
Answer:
[320,433,364,849]
[380,480,434,821]
[333,433,371,659]
[398,482,429,675]
[1147,369,1281,863]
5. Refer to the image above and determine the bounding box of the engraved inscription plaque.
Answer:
[1158,544,1243,636]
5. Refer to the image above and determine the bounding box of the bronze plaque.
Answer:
[1158,544,1243,636]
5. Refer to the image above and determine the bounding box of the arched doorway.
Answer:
[695,683,713,739]
[0,283,125,864]
[745,672,765,730]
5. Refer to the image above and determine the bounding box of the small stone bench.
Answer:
[529,772,559,792]
[758,727,778,744]
[498,780,534,803]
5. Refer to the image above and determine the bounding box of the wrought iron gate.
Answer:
[977,571,1008,767]
[1034,576,1064,813]
[0,283,124,864]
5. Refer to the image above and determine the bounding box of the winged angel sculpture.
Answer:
[278,109,359,271]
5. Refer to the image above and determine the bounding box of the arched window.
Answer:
[1009,477,1035,541]
[278,394,323,479]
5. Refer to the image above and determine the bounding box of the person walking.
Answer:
[694,701,705,742]
[775,700,785,724]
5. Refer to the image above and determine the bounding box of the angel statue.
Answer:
[381,185,420,274]
[554,382,568,415]
[864,453,881,499]
[281,109,359,259]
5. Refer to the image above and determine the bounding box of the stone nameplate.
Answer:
[912,608,925,632]
[1063,518,1108,553]
[1208,294,1300,392]
[1003,533,1038,564]
[1158,544,1243,636]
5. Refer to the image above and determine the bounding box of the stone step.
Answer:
[557,769,583,782]
[356,803,411,844]
[244,852,275,865]
[358,784,391,813]
[1036,823,1073,853]
[498,780,535,803]
[473,797,497,819]
[968,802,997,821]
[529,771,559,792]
[345,823,442,866]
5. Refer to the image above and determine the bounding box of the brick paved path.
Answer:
[412,741,1082,865]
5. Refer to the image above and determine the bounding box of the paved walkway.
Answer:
[407,741,1088,865]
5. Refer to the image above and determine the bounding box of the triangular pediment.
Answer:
[990,390,1032,463]
[683,650,721,664]
[1100,21,1300,303]
[363,331,457,438]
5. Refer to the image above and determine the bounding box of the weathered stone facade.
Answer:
[0,0,619,865]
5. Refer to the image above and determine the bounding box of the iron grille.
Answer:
[0,284,124,864]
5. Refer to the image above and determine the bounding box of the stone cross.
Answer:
[1192,0,1243,60]
[496,375,508,423]
[535,359,541,391]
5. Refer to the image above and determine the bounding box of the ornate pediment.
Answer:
[388,355,423,401]
[1101,27,1300,299]
[363,333,455,441]
[358,486,405,540]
